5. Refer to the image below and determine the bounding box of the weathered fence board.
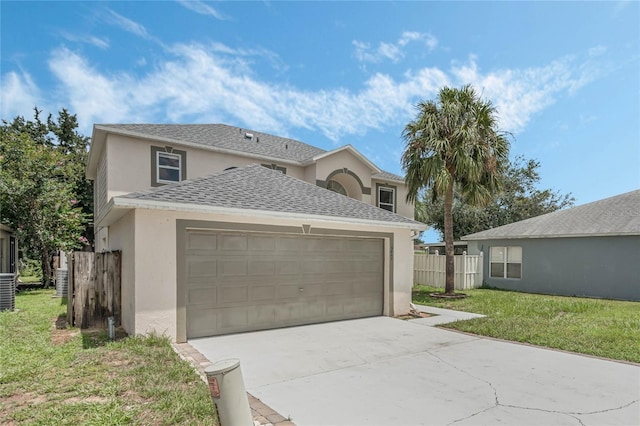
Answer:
[414,252,483,290]
[67,251,121,329]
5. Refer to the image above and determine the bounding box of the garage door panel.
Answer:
[186,230,384,338]
[324,282,350,296]
[220,286,249,304]
[277,284,302,299]
[277,260,300,275]
[219,259,247,276]
[275,303,301,322]
[218,307,250,331]
[188,287,217,305]
[248,258,277,275]
[276,237,303,252]
[248,234,277,251]
[221,234,248,251]
[188,307,218,338]
[250,285,276,302]
[187,232,218,251]
[249,305,277,324]
[187,258,218,278]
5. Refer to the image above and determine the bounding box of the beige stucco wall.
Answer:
[96,134,414,229]
[315,150,373,190]
[106,207,415,341]
[103,134,303,205]
[107,210,136,335]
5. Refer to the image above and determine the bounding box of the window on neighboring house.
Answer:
[151,146,187,186]
[327,180,347,196]
[261,163,286,174]
[377,185,396,212]
[490,246,522,279]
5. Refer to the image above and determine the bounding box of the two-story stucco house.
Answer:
[86,124,426,342]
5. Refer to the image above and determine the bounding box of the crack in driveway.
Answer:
[426,348,640,426]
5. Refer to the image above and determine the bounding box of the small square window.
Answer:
[490,246,522,279]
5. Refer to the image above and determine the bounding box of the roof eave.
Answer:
[463,232,640,241]
[110,197,428,231]
[311,145,382,173]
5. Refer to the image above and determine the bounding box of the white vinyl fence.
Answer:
[414,252,484,290]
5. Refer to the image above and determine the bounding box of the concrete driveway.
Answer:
[190,316,640,426]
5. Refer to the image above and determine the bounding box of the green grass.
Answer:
[0,289,218,425]
[413,285,640,363]
[18,275,42,284]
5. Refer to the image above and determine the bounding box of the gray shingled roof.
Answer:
[97,123,325,163]
[464,189,640,240]
[373,171,404,181]
[96,123,405,180]
[118,164,423,227]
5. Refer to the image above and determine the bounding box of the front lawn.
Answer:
[0,289,217,425]
[413,285,640,364]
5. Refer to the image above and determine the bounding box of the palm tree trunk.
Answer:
[443,179,455,294]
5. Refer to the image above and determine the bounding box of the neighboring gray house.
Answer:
[464,190,640,301]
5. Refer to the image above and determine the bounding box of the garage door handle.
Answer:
[299,288,304,292]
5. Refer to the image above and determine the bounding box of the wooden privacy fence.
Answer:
[66,251,121,329]
[414,252,483,290]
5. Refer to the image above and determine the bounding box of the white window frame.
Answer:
[490,246,522,279]
[378,186,395,212]
[156,151,182,184]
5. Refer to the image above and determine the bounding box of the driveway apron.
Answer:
[189,316,640,426]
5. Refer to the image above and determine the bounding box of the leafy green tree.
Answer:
[1,108,92,284]
[418,156,575,240]
[402,85,510,295]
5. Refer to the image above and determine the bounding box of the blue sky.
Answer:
[2,1,639,241]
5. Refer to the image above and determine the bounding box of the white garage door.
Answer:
[185,229,384,338]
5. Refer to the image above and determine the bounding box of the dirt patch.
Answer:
[429,292,468,299]
[51,316,80,345]
[396,311,432,320]
[1,392,48,410]
[62,395,111,405]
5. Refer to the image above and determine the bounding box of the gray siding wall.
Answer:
[466,236,640,301]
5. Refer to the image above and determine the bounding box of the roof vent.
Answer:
[244,132,254,140]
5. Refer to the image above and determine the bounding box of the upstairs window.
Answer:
[377,185,396,212]
[157,152,181,183]
[490,246,522,279]
[151,146,186,186]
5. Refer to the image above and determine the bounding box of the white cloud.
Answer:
[47,48,142,127]
[0,71,42,120]
[3,42,597,140]
[60,32,110,49]
[449,56,597,133]
[177,0,228,20]
[105,9,151,39]
[588,45,607,57]
[354,31,439,64]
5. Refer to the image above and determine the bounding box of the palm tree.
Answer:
[402,85,510,295]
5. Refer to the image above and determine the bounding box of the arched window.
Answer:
[327,180,347,196]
